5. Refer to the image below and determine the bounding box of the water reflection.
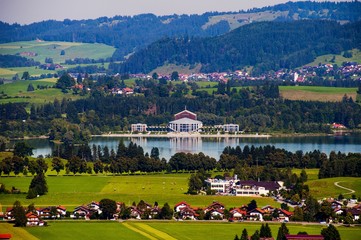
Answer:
[12,133,361,160]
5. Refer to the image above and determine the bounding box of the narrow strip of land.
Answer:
[334,181,355,195]
[135,223,177,240]
[122,222,158,240]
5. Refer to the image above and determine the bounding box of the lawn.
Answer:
[307,177,361,199]
[0,67,56,78]
[279,86,357,102]
[2,221,359,240]
[0,41,116,64]
[0,78,83,105]
[0,174,280,210]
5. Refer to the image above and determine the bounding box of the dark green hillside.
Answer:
[0,1,360,59]
[110,20,361,74]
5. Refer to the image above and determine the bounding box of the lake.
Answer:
[22,133,361,160]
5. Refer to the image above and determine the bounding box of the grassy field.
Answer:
[279,86,357,102]
[1,221,360,240]
[305,49,361,67]
[0,78,83,105]
[0,173,280,210]
[0,67,57,79]
[0,41,116,64]
[307,177,361,199]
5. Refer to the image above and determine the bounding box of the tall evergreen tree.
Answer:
[321,224,341,240]
[277,223,289,240]
[240,228,248,240]
[13,200,27,227]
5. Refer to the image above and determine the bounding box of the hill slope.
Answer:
[110,20,361,74]
[0,1,360,59]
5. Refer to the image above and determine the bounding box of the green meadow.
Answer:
[0,174,280,209]
[1,221,360,240]
[0,78,83,105]
[307,177,361,199]
[305,48,361,68]
[279,86,357,102]
[0,41,116,64]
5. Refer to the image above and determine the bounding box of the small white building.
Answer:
[222,124,239,133]
[131,123,147,132]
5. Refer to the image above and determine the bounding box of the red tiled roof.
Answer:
[174,201,189,207]
[0,234,12,239]
[285,234,324,240]
[279,208,293,216]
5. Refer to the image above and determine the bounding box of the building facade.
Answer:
[222,124,239,132]
[168,110,203,132]
[205,177,283,196]
[131,123,148,132]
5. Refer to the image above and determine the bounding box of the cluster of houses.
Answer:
[174,201,293,222]
[127,61,361,84]
[327,199,361,222]
[3,205,66,226]
[2,198,360,226]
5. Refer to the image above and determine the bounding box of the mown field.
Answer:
[0,173,280,210]
[279,86,358,102]
[0,78,83,105]
[1,221,360,240]
[0,41,116,64]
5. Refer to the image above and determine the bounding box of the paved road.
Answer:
[334,181,355,195]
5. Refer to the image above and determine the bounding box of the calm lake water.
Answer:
[22,133,361,160]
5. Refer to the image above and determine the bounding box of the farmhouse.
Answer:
[168,109,203,133]
[205,177,283,196]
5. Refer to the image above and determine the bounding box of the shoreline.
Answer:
[94,133,272,138]
[9,130,359,141]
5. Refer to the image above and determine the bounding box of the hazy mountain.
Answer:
[0,1,360,60]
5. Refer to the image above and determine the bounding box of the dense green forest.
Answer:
[110,20,361,74]
[1,1,360,60]
[0,54,40,68]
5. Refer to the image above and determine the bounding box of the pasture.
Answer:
[307,177,361,199]
[0,78,83,105]
[305,48,361,68]
[0,41,116,64]
[0,174,280,210]
[279,86,357,102]
[1,221,360,240]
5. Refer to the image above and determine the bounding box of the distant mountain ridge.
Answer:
[110,20,361,74]
[0,1,360,60]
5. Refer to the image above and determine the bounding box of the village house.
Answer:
[178,205,198,220]
[129,206,142,219]
[174,201,191,213]
[229,208,247,221]
[26,212,43,226]
[248,208,265,221]
[276,208,293,222]
[71,206,92,219]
